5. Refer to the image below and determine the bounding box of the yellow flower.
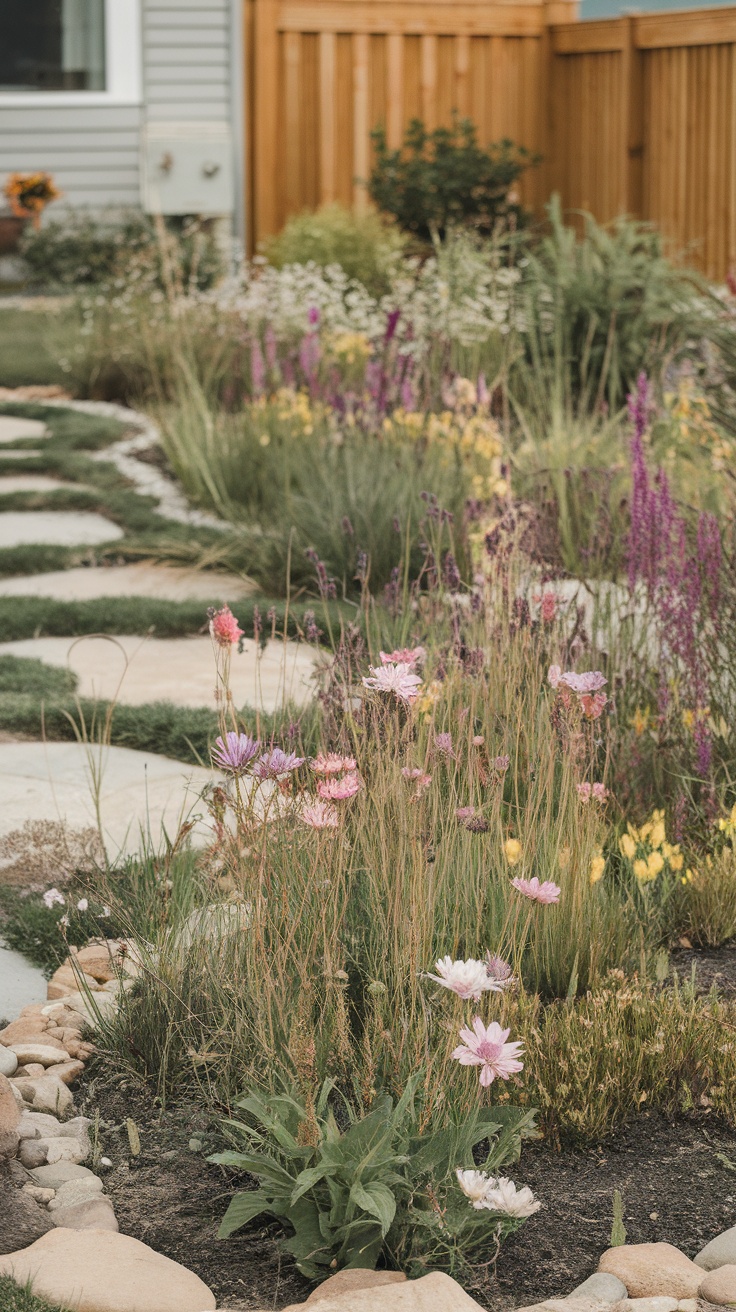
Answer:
[647,851,664,878]
[504,838,522,866]
[669,852,684,872]
[633,859,649,880]
[630,706,650,736]
[620,834,637,860]
[590,854,606,885]
[649,820,666,849]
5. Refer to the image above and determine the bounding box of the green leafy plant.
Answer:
[211,1075,537,1280]
[369,117,536,241]
[264,204,406,298]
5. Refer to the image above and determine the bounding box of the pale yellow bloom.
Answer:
[647,851,664,878]
[589,854,606,885]
[504,838,522,866]
[633,859,649,881]
[620,833,637,860]
[649,820,666,849]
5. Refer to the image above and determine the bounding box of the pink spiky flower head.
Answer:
[311,752,357,776]
[451,1017,524,1087]
[380,646,425,667]
[558,670,607,694]
[300,801,339,829]
[209,605,244,648]
[511,875,561,904]
[212,731,260,774]
[362,662,422,703]
[253,747,305,779]
[317,771,361,801]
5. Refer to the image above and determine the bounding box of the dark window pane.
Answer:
[0,0,106,92]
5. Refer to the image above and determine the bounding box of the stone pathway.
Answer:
[0,510,124,547]
[0,634,318,710]
[0,947,47,1020]
[0,416,47,444]
[0,741,218,858]
[0,562,253,602]
[0,475,88,494]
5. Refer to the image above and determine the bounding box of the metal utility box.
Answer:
[141,122,234,216]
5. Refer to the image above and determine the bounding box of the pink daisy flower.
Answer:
[577,782,608,803]
[511,876,561,904]
[581,691,608,720]
[435,732,454,757]
[317,772,362,801]
[451,1017,524,1087]
[380,646,425,667]
[300,802,339,829]
[253,748,305,779]
[310,752,357,776]
[362,662,422,703]
[209,605,244,648]
[212,731,260,773]
[456,806,476,820]
[493,754,510,772]
[558,670,607,694]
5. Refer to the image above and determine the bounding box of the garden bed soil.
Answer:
[79,1071,736,1312]
[670,942,736,995]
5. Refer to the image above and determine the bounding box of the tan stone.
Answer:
[71,943,118,983]
[20,1063,46,1077]
[51,1196,119,1232]
[12,1075,74,1118]
[22,1184,55,1205]
[11,1042,70,1067]
[0,1017,49,1044]
[46,980,74,1000]
[53,1060,86,1086]
[0,1228,217,1311]
[18,1004,49,1018]
[0,1072,21,1157]
[699,1265,736,1306]
[599,1245,704,1300]
[63,1038,95,1061]
[49,963,102,995]
[515,1301,619,1312]
[281,1272,486,1312]
[305,1271,408,1303]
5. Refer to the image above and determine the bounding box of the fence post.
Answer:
[620,14,644,217]
[253,0,280,243]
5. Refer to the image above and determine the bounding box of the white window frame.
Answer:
[0,0,142,106]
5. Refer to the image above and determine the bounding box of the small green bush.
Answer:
[212,1077,537,1280]
[0,1276,67,1312]
[264,204,405,298]
[369,118,536,241]
[19,210,223,292]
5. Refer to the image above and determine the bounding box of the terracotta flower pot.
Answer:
[0,214,26,255]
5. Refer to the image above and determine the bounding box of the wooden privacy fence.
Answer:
[244,0,736,279]
[550,7,736,279]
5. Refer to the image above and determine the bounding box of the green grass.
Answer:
[0,654,323,765]
[0,1276,67,1312]
[0,306,75,391]
[0,595,350,641]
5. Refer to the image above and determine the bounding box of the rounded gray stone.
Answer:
[695,1224,736,1271]
[47,1174,104,1211]
[29,1161,99,1190]
[0,1048,18,1078]
[570,1273,629,1303]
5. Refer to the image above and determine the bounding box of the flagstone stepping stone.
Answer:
[0,947,47,1021]
[0,449,44,460]
[0,415,47,443]
[0,511,123,547]
[0,475,89,494]
[0,741,218,859]
[0,561,254,602]
[0,634,318,711]
[0,1227,217,1311]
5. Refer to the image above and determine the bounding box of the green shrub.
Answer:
[369,118,536,241]
[19,210,223,292]
[212,1077,537,1280]
[264,204,405,298]
[0,1277,67,1312]
[508,196,708,425]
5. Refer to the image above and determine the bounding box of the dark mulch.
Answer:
[78,1070,736,1312]
[670,942,736,996]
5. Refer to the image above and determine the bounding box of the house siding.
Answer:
[0,0,234,214]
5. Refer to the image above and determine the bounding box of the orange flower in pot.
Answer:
[4,172,62,229]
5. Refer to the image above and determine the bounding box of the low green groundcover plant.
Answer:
[211,1076,537,1280]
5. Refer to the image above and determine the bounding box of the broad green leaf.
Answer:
[290,1163,334,1204]
[216,1188,273,1238]
[349,1181,397,1235]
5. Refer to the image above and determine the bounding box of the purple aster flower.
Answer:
[212,732,261,774]
[254,747,306,779]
